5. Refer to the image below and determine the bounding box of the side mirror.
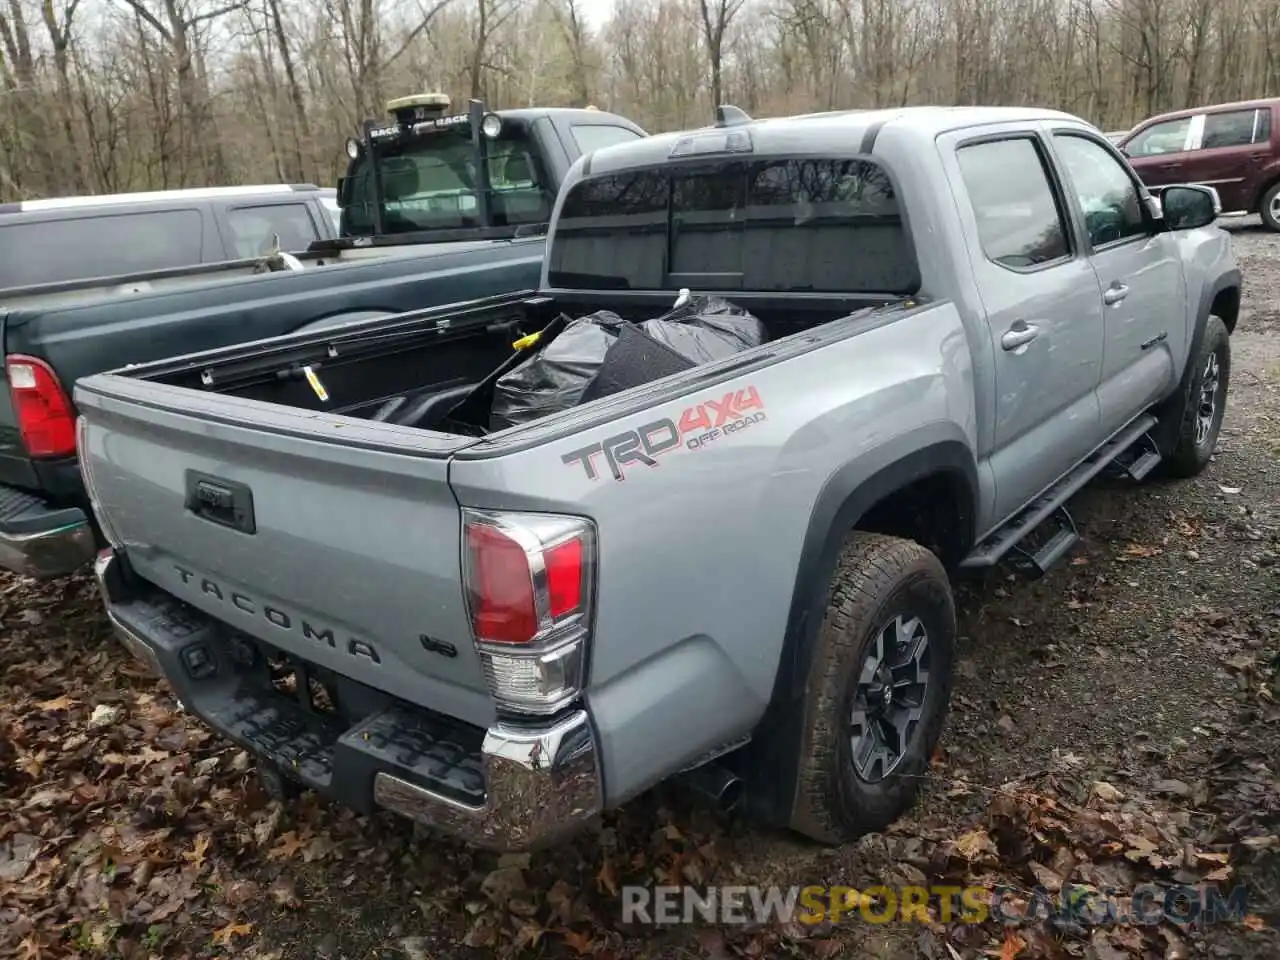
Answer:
[335,177,349,208]
[1160,184,1220,230]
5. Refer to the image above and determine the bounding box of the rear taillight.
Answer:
[6,354,76,458]
[462,509,595,714]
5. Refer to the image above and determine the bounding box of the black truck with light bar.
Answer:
[334,93,648,247]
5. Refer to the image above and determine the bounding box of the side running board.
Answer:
[961,414,1159,578]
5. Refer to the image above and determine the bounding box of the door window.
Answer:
[227,203,321,256]
[1125,117,1193,157]
[1052,134,1148,247]
[1200,109,1263,149]
[955,137,1070,270]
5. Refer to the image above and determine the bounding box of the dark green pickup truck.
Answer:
[0,95,646,580]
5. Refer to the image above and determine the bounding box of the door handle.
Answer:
[1103,284,1129,306]
[1001,322,1039,351]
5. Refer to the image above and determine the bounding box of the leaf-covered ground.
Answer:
[2,222,1279,960]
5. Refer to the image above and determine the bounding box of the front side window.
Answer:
[1125,117,1192,157]
[1201,108,1265,149]
[547,157,918,294]
[955,137,1069,269]
[1052,133,1147,247]
[345,129,552,236]
[226,203,320,256]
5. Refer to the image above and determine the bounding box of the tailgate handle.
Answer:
[185,471,256,535]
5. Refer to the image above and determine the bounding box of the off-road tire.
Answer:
[1259,182,1280,232]
[1162,315,1230,479]
[788,533,955,844]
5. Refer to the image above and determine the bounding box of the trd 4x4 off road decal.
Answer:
[562,385,767,481]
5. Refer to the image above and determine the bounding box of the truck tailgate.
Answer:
[75,376,496,728]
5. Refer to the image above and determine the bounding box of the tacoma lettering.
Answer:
[173,564,381,663]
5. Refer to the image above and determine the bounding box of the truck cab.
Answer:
[334,93,647,246]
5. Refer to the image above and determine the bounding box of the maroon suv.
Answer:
[1118,97,1280,230]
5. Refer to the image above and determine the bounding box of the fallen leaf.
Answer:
[1243,914,1268,931]
[269,876,302,909]
[596,859,618,896]
[954,828,998,862]
[34,695,77,711]
[266,831,309,861]
[1153,779,1190,797]
[183,832,211,869]
[211,922,253,946]
[1000,929,1025,960]
[1092,781,1123,803]
[559,928,594,955]
[398,937,432,960]
[0,834,41,882]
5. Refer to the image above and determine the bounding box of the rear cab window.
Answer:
[226,202,322,256]
[346,127,553,235]
[0,208,204,288]
[547,156,919,295]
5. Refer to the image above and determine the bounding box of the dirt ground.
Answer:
[2,221,1278,960]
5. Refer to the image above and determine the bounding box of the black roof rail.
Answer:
[715,105,752,127]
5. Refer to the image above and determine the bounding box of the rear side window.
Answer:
[0,209,204,288]
[1200,108,1270,149]
[570,125,644,155]
[955,138,1070,269]
[547,157,918,294]
[226,203,321,256]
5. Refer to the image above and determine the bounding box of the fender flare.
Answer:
[740,435,979,823]
[1151,267,1241,451]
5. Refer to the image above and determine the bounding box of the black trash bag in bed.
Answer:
[488,295,766,432]
[638,295,766,363]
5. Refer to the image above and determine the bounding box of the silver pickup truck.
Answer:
[75,105,1240,852]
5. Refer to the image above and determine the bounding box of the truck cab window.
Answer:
[549,156,918,294]
[1051,134,1147,247]
[346,131,552,236]
[955,137,1070,269]
[227,203,320,257]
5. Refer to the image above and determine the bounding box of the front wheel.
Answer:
[1163,315,1230,479]
[788,533,955,844]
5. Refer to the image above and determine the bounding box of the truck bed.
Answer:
[114,291,885,438]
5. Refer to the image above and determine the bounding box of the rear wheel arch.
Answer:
[1152,269,1240,452]
[740,439,977,824]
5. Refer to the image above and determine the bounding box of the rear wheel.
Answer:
[1259,182,1280,232]
[788,533,955,844]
